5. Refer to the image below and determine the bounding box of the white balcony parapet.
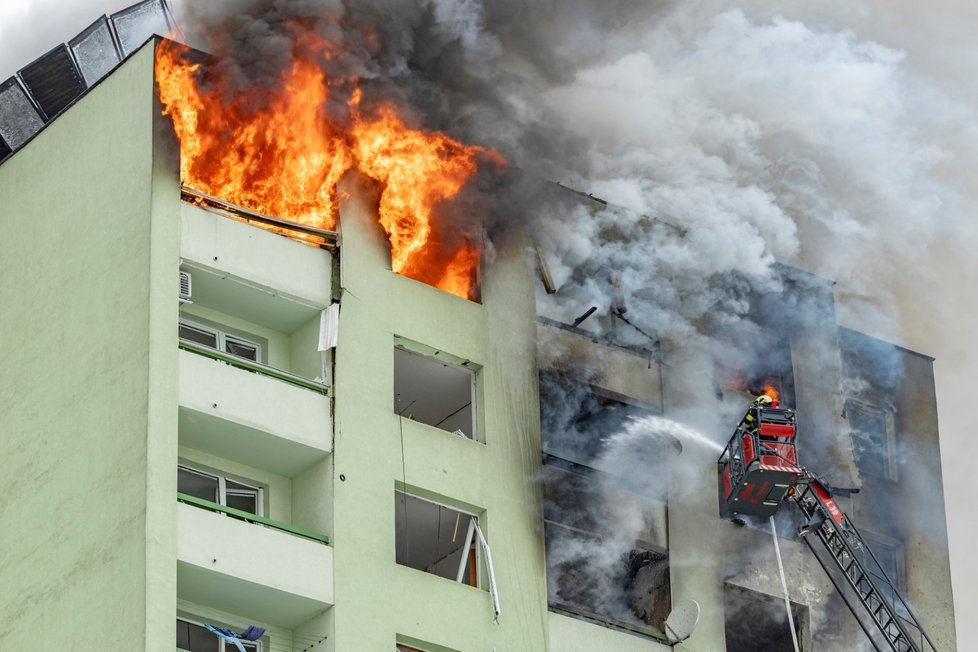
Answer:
[180,202,332,312]
[179,348,331,476]
[177,502,333,628]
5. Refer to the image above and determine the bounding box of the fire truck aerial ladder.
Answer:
[717,396,940,652]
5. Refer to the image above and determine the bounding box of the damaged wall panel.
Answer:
[537,321,662,412]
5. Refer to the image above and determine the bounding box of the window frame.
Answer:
[845,399,898,482]
[177,464,264,517]
[176,616,261,652]
[178,317,263,363]
[393,343,480,442]
[394,491,481,587]
[860,529,906,591]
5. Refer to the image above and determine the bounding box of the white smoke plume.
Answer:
[1,0,973,645]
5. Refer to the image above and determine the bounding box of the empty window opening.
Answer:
[724,584,807,652]
[179,318,262,362]
[178,465,263,516]
[395,492,479,585]
[177,618,260,652]
[394,346,476,440]
[545,521,670,634]
[846,400,897,481]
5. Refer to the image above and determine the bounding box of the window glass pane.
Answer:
[178,467,219,503]
[179,322,218,348]
[225,337,258,361]
[177,620,191,649]
[225,490,260,515]
[176,620,219,652]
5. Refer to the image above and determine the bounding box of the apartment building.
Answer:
[0,5,956,651]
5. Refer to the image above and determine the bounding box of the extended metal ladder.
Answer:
[793,484,939,652]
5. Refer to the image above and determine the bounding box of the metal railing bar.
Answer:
[177,492,330,545]
[181,184,339,244]
[178,339,328,395]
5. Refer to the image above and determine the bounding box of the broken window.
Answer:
[539,372,658,468]
[395,492,479,584]
[545,521,671,633]
[539,370,671,636]
[845,400,897,481]
[393,344,477,440]
[178,465,263,516]
[179,318,262,363]
[394,491,500,617]
[176,618,259,652]
[724,584,807,652]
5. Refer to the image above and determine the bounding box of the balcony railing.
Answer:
[179,339,328,395]
[177,492,330,545]
[550,604,670,642]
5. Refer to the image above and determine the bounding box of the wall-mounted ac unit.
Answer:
[179,271,192,304]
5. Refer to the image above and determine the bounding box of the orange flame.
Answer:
[761,384,780,405]
[154,36,500,300]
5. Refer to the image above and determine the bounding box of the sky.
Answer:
[0,0,975,644]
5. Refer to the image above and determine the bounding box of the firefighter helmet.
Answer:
[755,394,774,406]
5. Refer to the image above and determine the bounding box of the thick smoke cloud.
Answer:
[4,0,973,642]
[167,3,971,638]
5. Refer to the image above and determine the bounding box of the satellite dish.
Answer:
[664,598,700,644]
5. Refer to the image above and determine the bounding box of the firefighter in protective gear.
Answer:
[740,394,773,433]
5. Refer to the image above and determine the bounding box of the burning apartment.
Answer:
[0,1,959,651]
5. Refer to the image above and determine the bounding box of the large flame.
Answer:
[155,36,498,300]
[761,384,780,406]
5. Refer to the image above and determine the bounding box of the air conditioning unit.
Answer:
[179,271,192,304]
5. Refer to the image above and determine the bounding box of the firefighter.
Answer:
[740,394,773,434]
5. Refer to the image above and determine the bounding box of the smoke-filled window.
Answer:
[724,584,808,652]
[845,400,897,481]
[539,367,674,636]
[712,333,796,408]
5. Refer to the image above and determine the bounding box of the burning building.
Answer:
[0,1,958,651]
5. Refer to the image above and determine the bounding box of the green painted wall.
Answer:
[0,43,180,650]
[330,180,549,651]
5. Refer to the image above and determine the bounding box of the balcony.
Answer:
[178,348,331,476]
[180,201,332,312]
[176,498,333,629]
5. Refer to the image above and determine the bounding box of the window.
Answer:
[724,584,807,652]
[846,400,897,481]
[539,373,671,635]
[393,345,477,440]
[394,491,500,618]
[176,618,259,652]
[861,530,905,590]
[545,520,671,633]
[178,465,263,516]
[179,318,262,362]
